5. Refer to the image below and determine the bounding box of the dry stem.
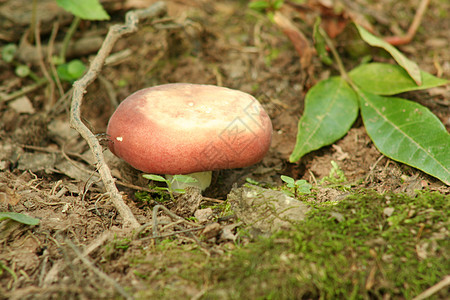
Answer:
[69,1,167,230]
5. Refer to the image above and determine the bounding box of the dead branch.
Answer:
[69,1,167,230]
[66,239,133,300]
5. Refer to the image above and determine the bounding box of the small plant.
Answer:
[249,0,284,20]
[280,175,312,197]
[250,2,450,186]
[55,58,86,83]
[1,44,41,82]
[52,0,110,82]
[289,24,449,186]
[245,177,261,186]
[320,161,347,185]
[113,238,131,250]
[0,212,40,226]
[142,174,198,202]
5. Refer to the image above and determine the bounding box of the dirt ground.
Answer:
[0,0,449,299]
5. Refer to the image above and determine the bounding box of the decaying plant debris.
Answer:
[0,0,448,299]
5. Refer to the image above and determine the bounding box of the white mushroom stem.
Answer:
[165,171,212,192]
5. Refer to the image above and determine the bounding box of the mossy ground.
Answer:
[125,190,449,299]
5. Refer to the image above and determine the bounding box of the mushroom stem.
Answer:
[165,171,212,192]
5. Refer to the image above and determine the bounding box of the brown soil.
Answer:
[0,0,448,299]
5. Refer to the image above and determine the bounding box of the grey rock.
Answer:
[228,185,310,236]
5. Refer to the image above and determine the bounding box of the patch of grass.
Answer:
[131,240,208,299]
[205,190,449,299]
[127,190,448,299]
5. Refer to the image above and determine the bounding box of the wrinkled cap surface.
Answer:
[106,83,273,174]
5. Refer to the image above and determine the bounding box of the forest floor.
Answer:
[0,0,449,299]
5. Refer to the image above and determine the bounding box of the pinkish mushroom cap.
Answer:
[106,83,272,175]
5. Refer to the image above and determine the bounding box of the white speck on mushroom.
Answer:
[116,136,123,142]
[188,102,194,107]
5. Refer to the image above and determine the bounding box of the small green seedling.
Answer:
[280,175,312,198]
[0,212,40,226]
[320,161,347,185]
[56,59,86,83]
[245,177,260,185]
[143,174,198,202]
[1,44,41,82]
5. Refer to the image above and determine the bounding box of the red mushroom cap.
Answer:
[106,83,272,174]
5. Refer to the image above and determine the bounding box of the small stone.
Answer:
[202,223,221,240]
[383,207,395,217]
[9,96,35,114]
[228,185,310,236]
[194,208,213,223]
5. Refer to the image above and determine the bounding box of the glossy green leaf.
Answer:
[355,24,422,85]
[0,212,40,226]
[359,91,450,185]
[281,175,295,186]
[350,63,449,95]
[143,174,167,182]
[56,0,110,20]
[289,77,359,162]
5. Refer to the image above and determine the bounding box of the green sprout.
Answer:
[320,160,347,185]
[1,44,41,82]
[142,174,198,202]
[280,175,312,198]
[245,177,260,186]
[56,59,86,83]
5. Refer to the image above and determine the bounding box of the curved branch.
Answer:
[70,2,167,230]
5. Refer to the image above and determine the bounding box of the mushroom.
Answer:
[106,83,272,191]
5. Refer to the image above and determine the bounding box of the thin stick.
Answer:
[0,79,47,103]
[384,0,431,46]
[412,275,450,300]
[59,16,81,62]
[47,21,65,102]
[151,204,198,237]
[66,239,133,300]
[69,2,167,230]
[34,20,55,110]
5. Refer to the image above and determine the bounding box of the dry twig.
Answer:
[66,239,133,300]
[412,275,450,300]
[69,2,167,230]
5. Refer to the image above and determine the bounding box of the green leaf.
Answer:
[295,180,312,194]
[248,1,270,12]
[56,0,110,20]
[2,44,17,63]
[359,91,450,185]
[350,63,449,95]
[273,0,284,10]
[355,24,422,85]
[281,175,295,185]
[0,212,40,226]
[289,77,359,162]
[143,174,167,182]
[67,59,86,78]
[15,65,30,78]
[173,189,187,194]
[57,59,86,82]
[56,64,71,82]
[172,175,198,183]
[313,18,333,65]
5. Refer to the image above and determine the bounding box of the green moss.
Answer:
[129,190,448,299]
[205,190,449,299]
[132,241,208,299]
